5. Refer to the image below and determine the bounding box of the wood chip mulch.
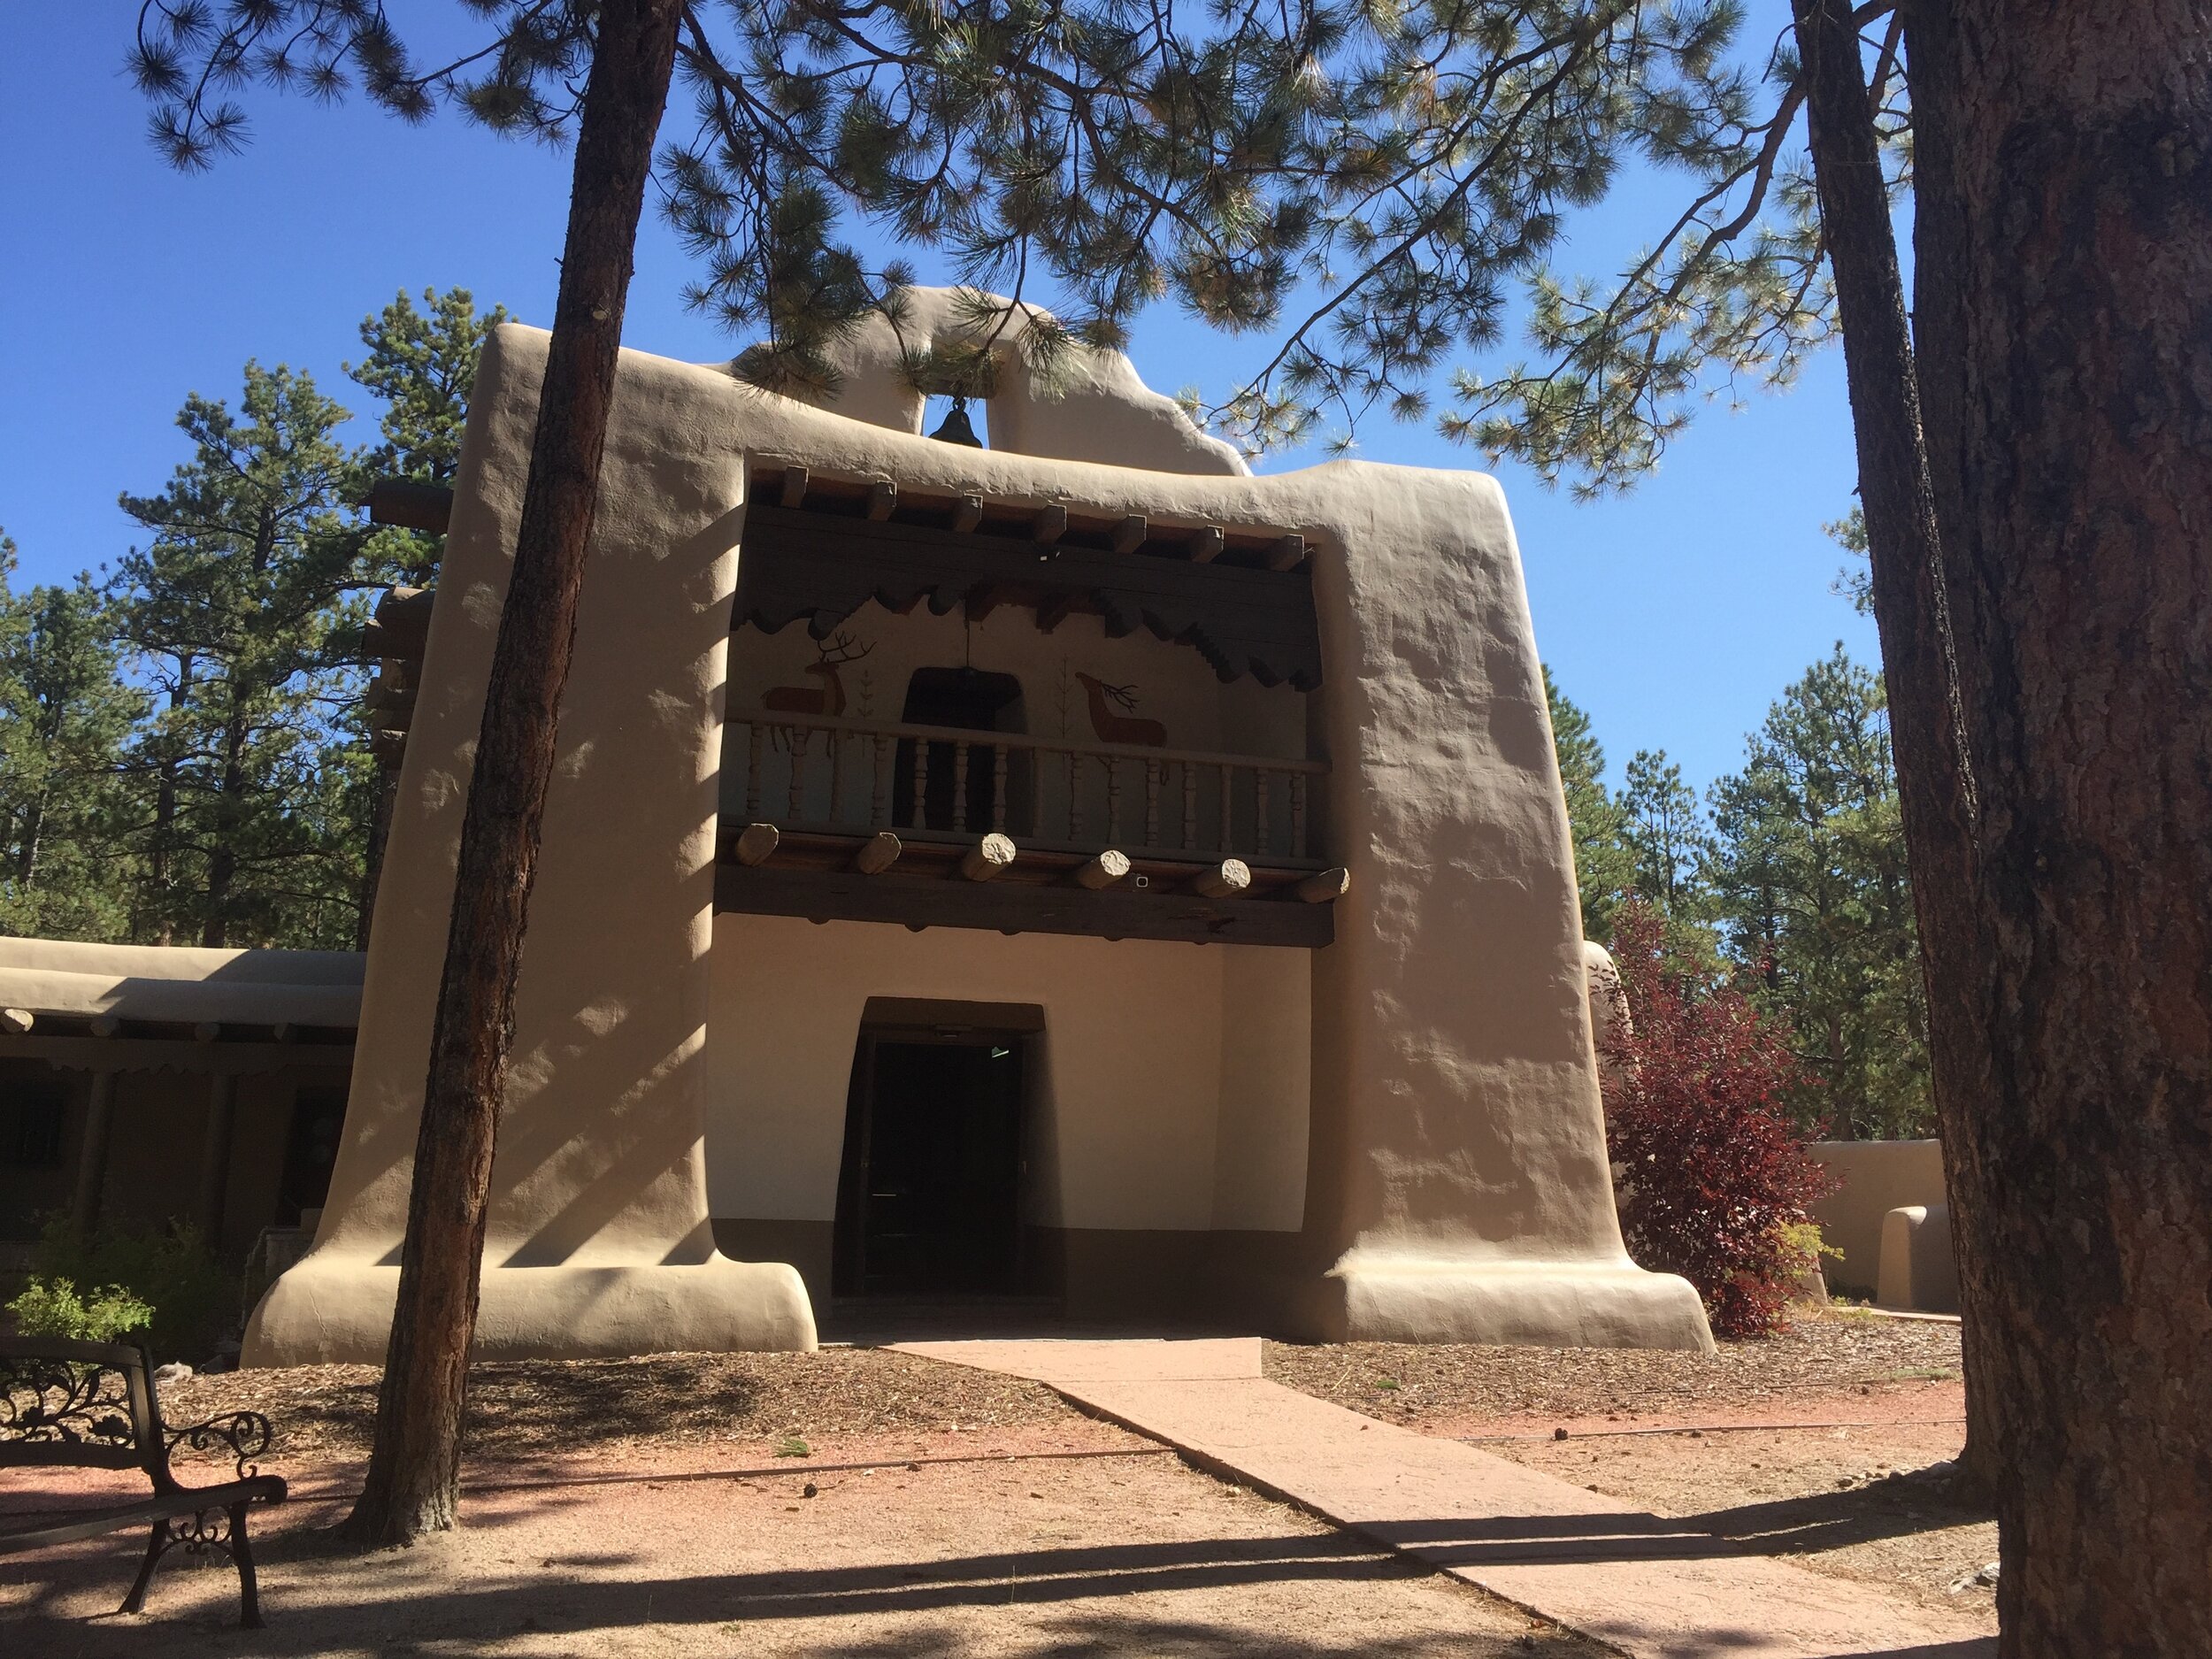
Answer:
[159,1348,1079,1463]
[1264,1309,1963,1425]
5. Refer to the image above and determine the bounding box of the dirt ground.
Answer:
[1267,1307,1996,1625]
[5,1310,1993,1650]
[4,1425,1592,1657]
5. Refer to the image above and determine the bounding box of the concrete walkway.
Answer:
[895,1337,1994,1659]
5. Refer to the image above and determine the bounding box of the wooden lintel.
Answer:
[962,833,1018,881]
[952,495,985,532]
[1032,503,1068,547]
[716,864,1331,948]
[192,1022,222,1043]
[733,823,780,866]
[1188,526,1225,564]
[1111,515,1148,555]
[780,465,810,509]
[1294,865,1350,903]
[88,1015,121,1039]
[0,1034,357,1076]
[1268,534,1307,572]
[866,480,897,520]
[852,831,902,874]
[1072,849,1132,890]
[1191,858,1252,898]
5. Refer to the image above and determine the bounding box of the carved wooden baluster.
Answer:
[1219,764,1234,854]
[787,727,809,820]
[1183,762,1198,850]
[911,737,930,830]
[1106,756,1123,843]
[1145,760,1161,849]
[1292,774,1309,858]
[872,734,889,830]
[993,746,1010,833]
[1255,769,1271,856]
[745,723,764,818]
[952,741,971,833]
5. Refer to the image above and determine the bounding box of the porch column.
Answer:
[70,1070,117,1232]
[195,1071,239,1248]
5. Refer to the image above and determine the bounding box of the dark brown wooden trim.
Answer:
[716,862,1332,947]
[733,502,1322,689]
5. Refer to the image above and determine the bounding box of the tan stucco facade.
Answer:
[244,299,1711,1363]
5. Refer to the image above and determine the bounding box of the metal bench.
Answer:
[1,1336,287,1627]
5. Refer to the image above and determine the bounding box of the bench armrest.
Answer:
[164,1412,274,1485]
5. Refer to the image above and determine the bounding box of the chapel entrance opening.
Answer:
[831,1001,1038,1299]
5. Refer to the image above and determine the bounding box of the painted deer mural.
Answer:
[764,631,874,717]
[1075,672,1167,748]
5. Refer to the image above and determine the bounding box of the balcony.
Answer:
[715,710,1341,948]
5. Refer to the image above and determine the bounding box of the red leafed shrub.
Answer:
[1598,901,1839,1339]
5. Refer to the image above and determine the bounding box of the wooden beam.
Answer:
[966,583,1009,622]
[1035,591,1081,634]
[1187,526,1225,564]
[780,465,810,508]
[1111,515,1148,555]
[865,480,897,520]
[717,864,1332,948]
[1294,865,1350,903]
[733,823,780,866]
[0,1008,32,1034]
[952,495,984,532]
[1071,849,1132,889]
[1191,858,1251,898]
[1268,534,1307,572]
[367,478,454,534]
[1032,503,1068,547]
[961,833,1018,881]
[852,831,902,875]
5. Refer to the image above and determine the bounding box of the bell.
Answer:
[930,395,984,448]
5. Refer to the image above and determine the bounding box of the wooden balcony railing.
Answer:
[726,710,1327,868]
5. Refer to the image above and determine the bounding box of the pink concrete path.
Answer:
[895,1337,1994,1659]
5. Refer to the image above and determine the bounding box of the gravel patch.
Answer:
[1264,1307,1962,1427]
[161,1348,1082,1463]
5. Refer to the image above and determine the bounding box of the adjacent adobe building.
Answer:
[104,288,1708,1363]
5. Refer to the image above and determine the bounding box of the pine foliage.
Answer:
[127,0,1891,471]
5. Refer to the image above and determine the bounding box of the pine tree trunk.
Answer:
[202,697,250,948]
[341,0,684,1548]
[1899,3,2212,1648]
[1790,0,2002,1498]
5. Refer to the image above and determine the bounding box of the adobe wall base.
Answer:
[1291,1256,1717,1352]
[241,1253,818,1366]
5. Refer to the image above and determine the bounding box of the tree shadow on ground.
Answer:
[1684,1466,1994,1559]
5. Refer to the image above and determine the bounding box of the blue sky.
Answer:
[0,5,1873,798]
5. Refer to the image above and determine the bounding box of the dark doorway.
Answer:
[893,667,1025,832]
[277,1085,348,1225]
[833,1018,1029,1297]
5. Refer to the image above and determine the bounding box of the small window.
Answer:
[3,1080,68,1169]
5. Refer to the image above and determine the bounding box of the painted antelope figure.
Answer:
[764,631,873,718]
[1075,672,1166,748]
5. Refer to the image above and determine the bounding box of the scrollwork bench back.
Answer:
[1,1335,288,1627]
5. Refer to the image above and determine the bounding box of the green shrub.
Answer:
[5,1276,155,1344]
[25,1216,232,1363]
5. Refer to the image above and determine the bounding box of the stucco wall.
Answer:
[1806,1139,1948,1296]
[250,306,1709,1359]
[705,913,1309,1233]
